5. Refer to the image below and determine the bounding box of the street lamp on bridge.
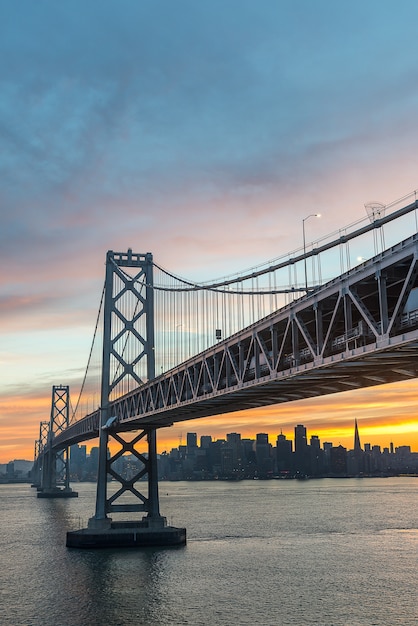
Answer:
[302,213,321,291]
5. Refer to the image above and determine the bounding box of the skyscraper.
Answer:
[294,424,307,451]
[276,433,293,475]
[255,433,272,477]
[187,432,198,448]
[354,419,362,451]
[294,424,309,475]
[348,419,364,475]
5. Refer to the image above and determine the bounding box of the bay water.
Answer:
[1,477,418,625]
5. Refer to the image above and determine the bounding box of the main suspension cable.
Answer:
[71,282,105,422]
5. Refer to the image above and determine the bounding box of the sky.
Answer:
[2,0,418,463]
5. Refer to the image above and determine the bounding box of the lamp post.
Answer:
[302,213,321,291]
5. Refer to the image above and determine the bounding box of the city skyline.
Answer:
[163,417,418,456]
[3,2,418,462]
[48,420,418,482]
[3,418,417,467]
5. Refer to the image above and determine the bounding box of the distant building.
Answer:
[330,445,347,475]
[276,433,293,475]
[255,433,272,478]
[187,432,197,449]
[12,459,33,475]
[294,424,309,475]
[70,444,87,479]
[309,435,325,476]
[241,438,257,477]
[347,419,365,475]
[354,419,361,452]
[200,435,212,449]
[0,459,32,481]
[225,433,243,477]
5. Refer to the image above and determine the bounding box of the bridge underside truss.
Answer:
[54,234,418,448]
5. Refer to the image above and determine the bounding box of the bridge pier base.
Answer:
[37,487,78,499]
[66,517,186,549]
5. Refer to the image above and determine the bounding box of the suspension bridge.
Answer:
[31,191,418,548]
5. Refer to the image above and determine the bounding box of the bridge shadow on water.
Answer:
[66,546,178,626]
[18,486,183,626]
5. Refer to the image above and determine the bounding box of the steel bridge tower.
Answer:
[30,420,49,489]
[37,385,78,498]
[68,250,185,547]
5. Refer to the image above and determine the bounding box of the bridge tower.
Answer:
[37,385,78,498]
[30,439,41,487]
[30,422,48,488]
[67,250,185,547]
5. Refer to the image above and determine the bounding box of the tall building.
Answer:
[200,435,212,449]
[209,439,226,476]
[241,438,257,477]
[87,446,99,479]
[354,419,361,451]
[70,444,87,479]
[323,442,333,471]
[276,432,293,475]
[348,419,365,475]
[309,435,325,476]
[330,445,347,474]
[294,425,307,451]
[182,433,198,478]
[255,433,272,478]
[226,433,243,476]
[294,424,309,475]
[187,432,198,448]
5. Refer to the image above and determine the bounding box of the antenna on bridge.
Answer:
[365,201,386,222]
[364,202,386,254]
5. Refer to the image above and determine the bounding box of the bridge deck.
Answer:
[53,233,418,449]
